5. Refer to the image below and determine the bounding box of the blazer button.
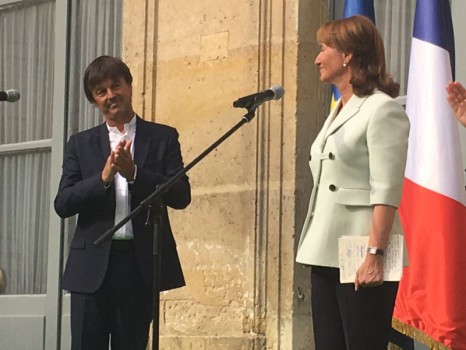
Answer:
[329,184,337,191]
[329,152,335,160]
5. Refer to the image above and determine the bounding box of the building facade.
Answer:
[1,0,465,349]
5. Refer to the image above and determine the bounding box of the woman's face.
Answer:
[314,43,348,85]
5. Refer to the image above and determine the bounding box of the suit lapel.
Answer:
[97,123,111,162]
[324,94,369,141]
[134,116,151,167]
[321,100,342,139]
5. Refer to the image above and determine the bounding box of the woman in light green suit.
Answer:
[296,15,410,350]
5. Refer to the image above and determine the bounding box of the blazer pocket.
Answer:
[336,188,371,206]
[70,236,86,250]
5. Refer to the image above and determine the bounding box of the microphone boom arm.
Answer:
[93,108,257,246]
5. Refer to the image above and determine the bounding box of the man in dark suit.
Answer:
[54,55,191,350]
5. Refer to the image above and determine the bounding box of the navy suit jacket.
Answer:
[54,116,191,293]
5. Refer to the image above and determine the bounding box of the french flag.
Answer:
[393,0,466,348]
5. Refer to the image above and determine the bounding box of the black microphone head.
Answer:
[2,89,21,102]
[269,85,284,100]
[233,85,284,109]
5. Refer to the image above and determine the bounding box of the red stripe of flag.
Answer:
[395,178,466,349]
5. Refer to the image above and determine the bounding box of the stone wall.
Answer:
[122,0,332,348]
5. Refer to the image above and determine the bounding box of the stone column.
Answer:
[122,0,331,348]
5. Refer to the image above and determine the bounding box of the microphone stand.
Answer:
[94,105,260,350]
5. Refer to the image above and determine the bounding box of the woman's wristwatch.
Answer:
[367,246,385,257]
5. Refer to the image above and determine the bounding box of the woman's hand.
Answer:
[446,81,466,127]
[354,254,384,291]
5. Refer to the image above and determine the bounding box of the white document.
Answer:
[338,234,403,283]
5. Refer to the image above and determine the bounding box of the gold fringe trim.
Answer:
[392,318,451,350]
[388,343,403,350]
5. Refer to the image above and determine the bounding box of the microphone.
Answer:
[0,89,21,103]
[233,85,284,109]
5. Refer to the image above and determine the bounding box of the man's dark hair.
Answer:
[83,55,133,103]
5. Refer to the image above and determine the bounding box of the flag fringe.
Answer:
[392,318,451,350]
[388,343,402,350]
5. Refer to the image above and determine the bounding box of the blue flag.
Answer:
[343,0,375,19]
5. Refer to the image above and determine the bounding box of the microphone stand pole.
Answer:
[94,106,259,350]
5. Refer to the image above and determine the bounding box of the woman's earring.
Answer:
[343,62,347,68]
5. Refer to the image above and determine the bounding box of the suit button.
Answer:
[329,152,335,160]
[309,155,312,161]
[329,184,336,191]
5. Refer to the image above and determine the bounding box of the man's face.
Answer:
[91,77,133,125]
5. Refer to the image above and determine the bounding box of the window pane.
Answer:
[0,0,54,144]
[0,0,54,295]
[0,151,51,294]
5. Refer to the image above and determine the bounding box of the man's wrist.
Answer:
[103,179,113,189]
[102,173,113,189]
[127,165,137,184]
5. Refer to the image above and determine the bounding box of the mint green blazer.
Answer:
[296,91,410,268]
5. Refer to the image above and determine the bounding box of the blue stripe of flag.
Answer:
[343,0,375,20]
[413,0,455,77]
